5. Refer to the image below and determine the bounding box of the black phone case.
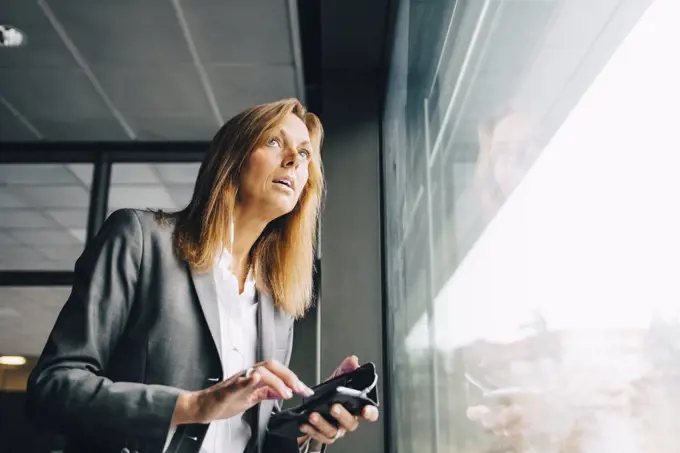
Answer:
[267,362,380,439]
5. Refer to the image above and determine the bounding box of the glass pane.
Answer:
[0,287,69,453]
[383,0,680,452]
[0,286,71,363]
[107,162,200,216]
[0,164,92,270]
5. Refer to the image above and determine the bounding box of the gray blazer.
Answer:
[26,209,301,453]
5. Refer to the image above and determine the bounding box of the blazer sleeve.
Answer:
[26,209,182,453]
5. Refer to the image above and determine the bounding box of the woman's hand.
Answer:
[299,356,380,448]
[172,359,314,426]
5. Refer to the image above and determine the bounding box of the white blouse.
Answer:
[202,249,259,453]
[163,249,258,453]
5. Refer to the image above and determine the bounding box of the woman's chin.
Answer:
[266,202,297,220]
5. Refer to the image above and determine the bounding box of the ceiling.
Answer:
[0,0,308,358]
[0,0,392,359]
[0,0,304,142]
[0,287,70,357]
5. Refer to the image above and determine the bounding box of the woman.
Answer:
[26,99,378,453]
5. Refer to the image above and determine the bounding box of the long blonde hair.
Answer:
[166,98,324,318]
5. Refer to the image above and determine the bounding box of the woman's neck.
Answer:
[230,204,269,291]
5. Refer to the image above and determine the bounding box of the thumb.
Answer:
[333,355,359,377]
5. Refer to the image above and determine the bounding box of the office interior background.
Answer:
[1,0,680,452]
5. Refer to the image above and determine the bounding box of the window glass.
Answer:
[0,286,70,453]
[107,162,200,216]
[0,164,92,270]
[383,0,680,451]
[0,286,70,365]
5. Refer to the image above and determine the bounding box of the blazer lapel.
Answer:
[190,266,222,362]
[257,290,276,363]
[256,290,277,452]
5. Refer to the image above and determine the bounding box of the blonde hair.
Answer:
[165,98,324,318]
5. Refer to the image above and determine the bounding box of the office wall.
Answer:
[319,73,384,453]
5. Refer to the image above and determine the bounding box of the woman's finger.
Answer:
[330,404,359,432]
[250,386,281,403]
[251,365,294,400]
[361,405,379,422]
[333,355,360,377]
[308,412,339,439]
[259,360,314,396]
[226,372,278,405]
[300,423,335,444]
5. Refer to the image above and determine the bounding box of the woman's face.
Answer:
[238,113,312,220]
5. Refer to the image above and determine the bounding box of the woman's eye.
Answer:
[268,138,281,148]
[298,149,311,159]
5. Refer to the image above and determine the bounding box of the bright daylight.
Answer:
[406,0,680,451]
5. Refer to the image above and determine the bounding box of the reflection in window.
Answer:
[0,164,92,270]
[383,0,679,452]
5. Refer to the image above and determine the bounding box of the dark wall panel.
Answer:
[319,73,384,453]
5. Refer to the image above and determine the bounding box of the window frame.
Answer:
[0,141,207,286]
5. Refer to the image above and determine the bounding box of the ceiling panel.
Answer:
[0,69,112,119]
[0,100,37,141]
[106,163,201,213]
[0,69,126,140]
[36,241,85,260]
[183,0,293,64]
[0,246,52,270]
[93,65,211,117]
[108,186,175,211]
[9,186,90,209]
[0,209,59,229]
[45,208,89,229]
[0,231,16,245]
[166,185,195,208]
[66,163,93,188]
[0,189,29,208]
[0,0,304,142]
[0,163,90,270]
[0,163,81,184]
[155,163,202,184]
[209,65,297,117]
[131,116,218,141]
[28,117,130,141]
[0,287,71,357]
[0,0,78,68]
[110,163,160,184]
[7,228,81,246]
[46,0,193,65]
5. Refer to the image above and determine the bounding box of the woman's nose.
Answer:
[282,147,299,167]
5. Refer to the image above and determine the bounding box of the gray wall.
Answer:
[319,73,385,453]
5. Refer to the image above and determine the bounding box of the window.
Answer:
[0,164,92,270]
[107,162,200,216]
[0,287,71,372]
[383,0,679,452]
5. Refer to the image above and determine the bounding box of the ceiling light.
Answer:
[0,25,26,48]
[0,356,27,366]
